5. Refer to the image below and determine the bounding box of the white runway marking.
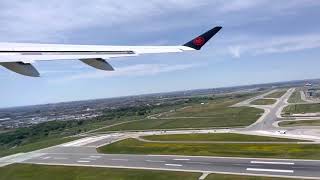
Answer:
[62,135,111,147]
[187,162,210,165]
[80,158,96,160]
[232,164,262,167]
[77,160,90,163]
[41,157,51,160]
[53,157,68,160]
[247,168,294,173]
[111,159,129,161]
[145,160,166,163]
[90,156,101,158]
[250,161,295,165]
[165,164,183,167]
[173,159,190,161]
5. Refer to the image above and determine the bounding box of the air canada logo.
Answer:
[193,37,205,46]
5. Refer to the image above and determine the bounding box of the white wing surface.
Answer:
[0,26,222,77]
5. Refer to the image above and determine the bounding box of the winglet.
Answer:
[183,26,222,50]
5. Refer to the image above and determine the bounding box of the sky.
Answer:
[1,0,320,108]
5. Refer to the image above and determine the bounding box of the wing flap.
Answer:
[0,62,40,77]
[80,58,114,71]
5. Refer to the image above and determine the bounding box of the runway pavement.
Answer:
[21,152,320,180]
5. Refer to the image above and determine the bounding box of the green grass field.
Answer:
[0,164,295,180]
[96,96,263,132]
[0,137,79,158]
[143,133,301,142]
[161,97,254,118]
[250,99,276,105]
[264,90,287,98]
[98,138,320,159]
[0,164,200,180]
[279,120,320,127]
[283,103,320,114]
[288,90,305,103]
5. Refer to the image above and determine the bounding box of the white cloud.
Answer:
[1,0,319,42]
[53,63,203,82]
[227,34,320,58]
[228,46,241,58]
[217,0,266,13]
[0,0,203,42]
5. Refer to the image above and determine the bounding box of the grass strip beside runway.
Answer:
[0,164,200,180]
[0,137,79,158]
[97,107,263,132]
[142,133,303,142]
[283,103,320,114]
[250,99,277,105]
[288,90,305,103]
[98,138,320,160]
[264,90,287,98]
[279,120,320,127]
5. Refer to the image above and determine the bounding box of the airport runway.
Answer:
[22,152,320,179]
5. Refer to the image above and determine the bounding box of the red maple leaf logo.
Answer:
[193,37,205,46]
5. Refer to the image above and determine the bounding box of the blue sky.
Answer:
[1,0,320,108]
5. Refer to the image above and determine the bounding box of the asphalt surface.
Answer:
[245,88,294,131]
[23,153,320,179]
[2,88,320,179]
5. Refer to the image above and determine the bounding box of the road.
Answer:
[2,88,320,179]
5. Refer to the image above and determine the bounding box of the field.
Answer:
[0,106,155,158]
[283,103,320,114]
[98,138,320,159]
[0,137,79,158]
[0,164,294,180]
[96,96,263,132]
[279,120,320,127]
[250,99,276,105]
[0,164,199,180]
[264,90,287,98]
[143,133,302,142]
[288,90,305,103]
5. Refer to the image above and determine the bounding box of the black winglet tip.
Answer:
[183,26,222,50]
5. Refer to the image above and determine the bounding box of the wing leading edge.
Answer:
[0,26,222,77]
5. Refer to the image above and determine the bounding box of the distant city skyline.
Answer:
[1,0,320,108]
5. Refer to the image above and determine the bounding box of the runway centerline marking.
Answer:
[90,156,101,158]
[186,162,210,165]
[232,164,262,167]
[77,160,90,163]
[53,157,68,160]
[250,161,295,165]
[247,168,294,173]
[173,159,190,161]
[165,164,183,167]
[145,160,166,163]
[111,159,129,161]
[41,157,51,160]
[80,158,96,160]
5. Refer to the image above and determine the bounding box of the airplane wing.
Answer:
[0,26,222,77]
